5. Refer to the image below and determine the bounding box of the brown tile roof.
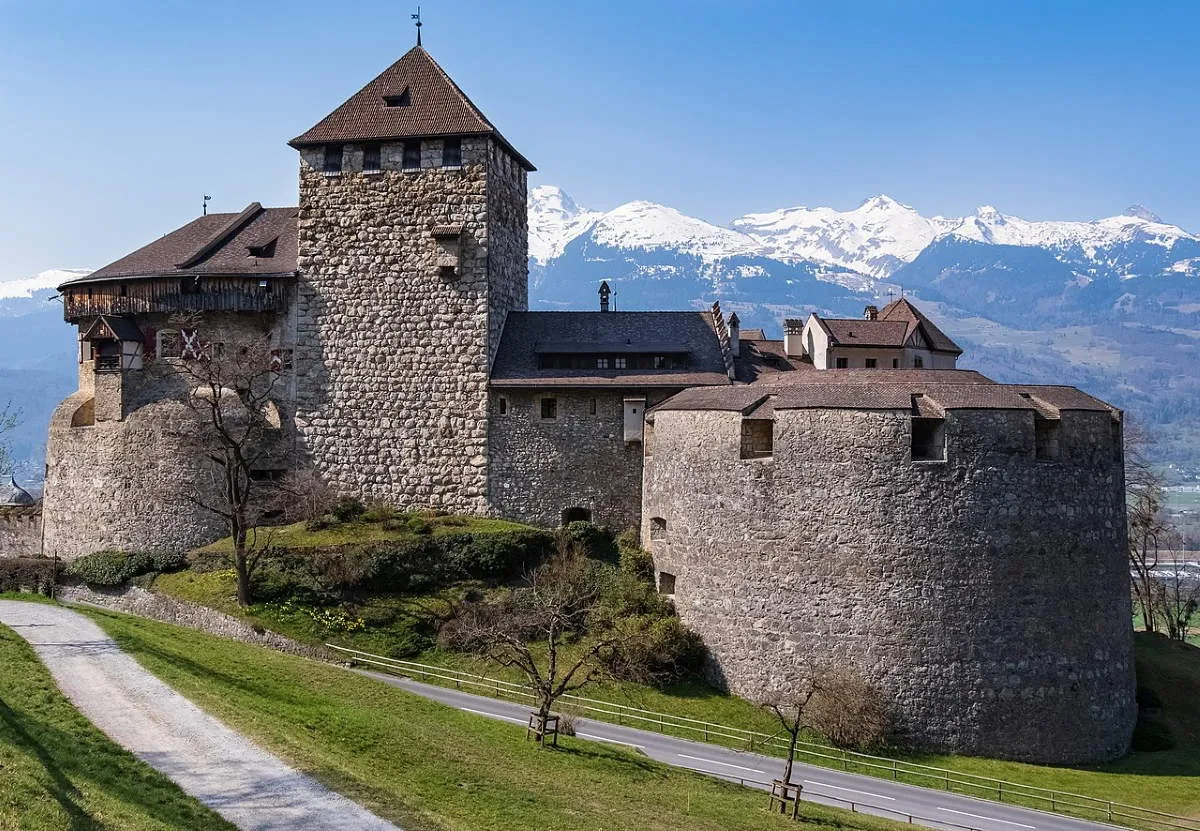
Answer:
[733,339,817,383]
[822,319,910,348]
[490,312,733,388]
[60,205,298,288]
[878,297,962,354]
[739,328,767,340]
[289,46,534,171]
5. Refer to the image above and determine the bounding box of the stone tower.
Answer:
[289,46,533,509]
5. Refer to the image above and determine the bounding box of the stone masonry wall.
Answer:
[643,406,1135,763]
[42,311,294,561]
[294,136,526,511]
[0,507,42,558]
[486,145,528,365]
[488,389,668,531]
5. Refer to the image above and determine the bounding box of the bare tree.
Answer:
[448,546,653,744]
[0,401,20,477]
[761,671,824,786]
[1157,560,1200,643]
[170,314,294,607]
[1126,423,1171,633]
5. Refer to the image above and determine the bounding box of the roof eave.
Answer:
[288,130,535,172]
[59,270,298,290]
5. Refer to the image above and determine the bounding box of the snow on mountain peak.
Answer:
[1123,204,1163,223]
[590,200,767,260]
[528,186,602,264]
[0,268,91,300]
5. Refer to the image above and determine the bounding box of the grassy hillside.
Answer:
[0,616,232,831]
[82,606,908,831]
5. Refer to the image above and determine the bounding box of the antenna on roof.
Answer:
[202,194,211,216]
[412,5,423,46]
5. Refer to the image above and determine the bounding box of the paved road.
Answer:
[361,670,1126,831]
[0,601,398,831]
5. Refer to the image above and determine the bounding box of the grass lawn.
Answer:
[81,606,910,831]
[193,514,535,556]
[148,570,1200,819]
[0,618,232,831]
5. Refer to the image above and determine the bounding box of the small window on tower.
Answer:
[865,358,877,368]
[442,137,462,167]
[540,398,558,420]
[362,142,381,172]
[596,357,609,369]
[892,358,900,368]
[498,396,508,415]
[589,398,598,416]
[402,140,421,170]
[835,357,848,369]
[614,357,627,369]
[914,356,925,368]
[324,144,343,174]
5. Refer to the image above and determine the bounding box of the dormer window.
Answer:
[362,142,381,173]
[403,140,421,170]
[383,88,411,107]
[247,238,277,258]
[324,144,343,174]
[442,137,462,167]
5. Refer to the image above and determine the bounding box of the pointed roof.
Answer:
[878,298,962,355]
[0,476,36,507]
[289,46,534,170]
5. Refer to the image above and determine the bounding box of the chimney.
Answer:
[598,280,611,312]
[865,305,879,320]
[784,318,804,357]
[727,312,740,357]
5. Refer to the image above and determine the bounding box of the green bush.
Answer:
[602,614,705,684]
[67,550,154,587]
[1131,714,1175,752]
[149,550,188,574]
[407,516,433,536]
[331,497,366,523]
[0,557,59,595]
[617,531,655,583]
[360,503,399,524]
[560,521,618,562]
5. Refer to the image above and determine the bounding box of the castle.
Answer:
[34,44,1134,763]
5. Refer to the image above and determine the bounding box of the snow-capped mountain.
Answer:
[528,185,602,264]
[0,268,89,303]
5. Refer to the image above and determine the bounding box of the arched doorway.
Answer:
[561,506,592,525]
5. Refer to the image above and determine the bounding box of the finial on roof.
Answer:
[412,5,423,46]
[598,280,611,312]
[202,194,211,216]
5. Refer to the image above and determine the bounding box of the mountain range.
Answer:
[4,189,1200,482]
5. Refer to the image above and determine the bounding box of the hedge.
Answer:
[0,557,60,595]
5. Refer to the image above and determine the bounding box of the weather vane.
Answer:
[412,5,423,46]
[202,194,211,216]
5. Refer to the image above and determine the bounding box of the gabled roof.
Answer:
[490,312,731,388]
[878,297,962,354]
[289,46,534,171]
[81,315,143,342]
[821,319,910,348]
[59,205,299,288]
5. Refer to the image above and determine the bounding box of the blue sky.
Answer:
[1,0,1198,280]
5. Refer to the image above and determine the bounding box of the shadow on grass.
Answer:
[0,695,96,830]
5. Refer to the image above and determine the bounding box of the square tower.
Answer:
[289,46,533,509]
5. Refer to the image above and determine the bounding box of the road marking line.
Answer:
[937,807,1036,828]
[575,732,643,749]
[803,780,895,801]
[460,707,526,726]
[676,753,765,774]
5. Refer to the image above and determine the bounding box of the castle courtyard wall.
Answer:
[643,406,1136,763]
[488,389,666,531]
[0,507,42,558]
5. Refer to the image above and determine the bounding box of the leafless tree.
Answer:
[170,314,295,607]
[1156,560,1200,643]
[1126,423,1172,633]
[807,668,890,750]
[761,669,824,786]
[0,401,20,477]
[447,545,654,744]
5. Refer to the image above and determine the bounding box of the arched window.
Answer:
[649,517,667,541]
[561,507,591,525]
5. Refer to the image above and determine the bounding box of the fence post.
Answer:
[843,750,849,771]
[892,760,898,780]
[998,781,1002,802]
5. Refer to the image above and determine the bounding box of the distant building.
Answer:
[34,42,1134,764]
[0,476,42,559]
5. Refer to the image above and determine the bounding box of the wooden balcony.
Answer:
[63,276,288,322]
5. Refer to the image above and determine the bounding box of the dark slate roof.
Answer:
[290,46,534,171]
[0,476,36,507]
[60,204,298,288]
[733,339,816,384]
[491,312,732,388]
[81,315,144,342]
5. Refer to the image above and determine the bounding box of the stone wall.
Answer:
[643,405,1135,763]
[294,136,527,511]
[42,311,295,561]
[488,389,667,531]
[0,507,42,558]
[58,584,325,659]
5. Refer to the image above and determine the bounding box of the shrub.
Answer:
[66,550,154,587]
[331,497,366,523]
[407,516,433,536]
[361,503,399,524]
[1131,714,1175,752]
[441,530,556,581]
[148,550,188,574]
[617,533,655,584]
[381,517,408,533]
[603,614,705,684]
[559,521,617,562]
[556,711,578,737]
[0,557,59,595]
[808,670,891,750]
[305,515,336,532]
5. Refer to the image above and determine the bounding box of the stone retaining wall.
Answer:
[58,584,327,661]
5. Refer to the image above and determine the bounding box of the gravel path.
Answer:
[0,600,399,831]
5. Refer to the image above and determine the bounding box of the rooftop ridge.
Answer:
[175,202,264,269]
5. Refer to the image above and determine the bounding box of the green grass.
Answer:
[80,605,909,831]
[194,514,535,555]
[147,571,1200,818]
[0,620,232,831]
